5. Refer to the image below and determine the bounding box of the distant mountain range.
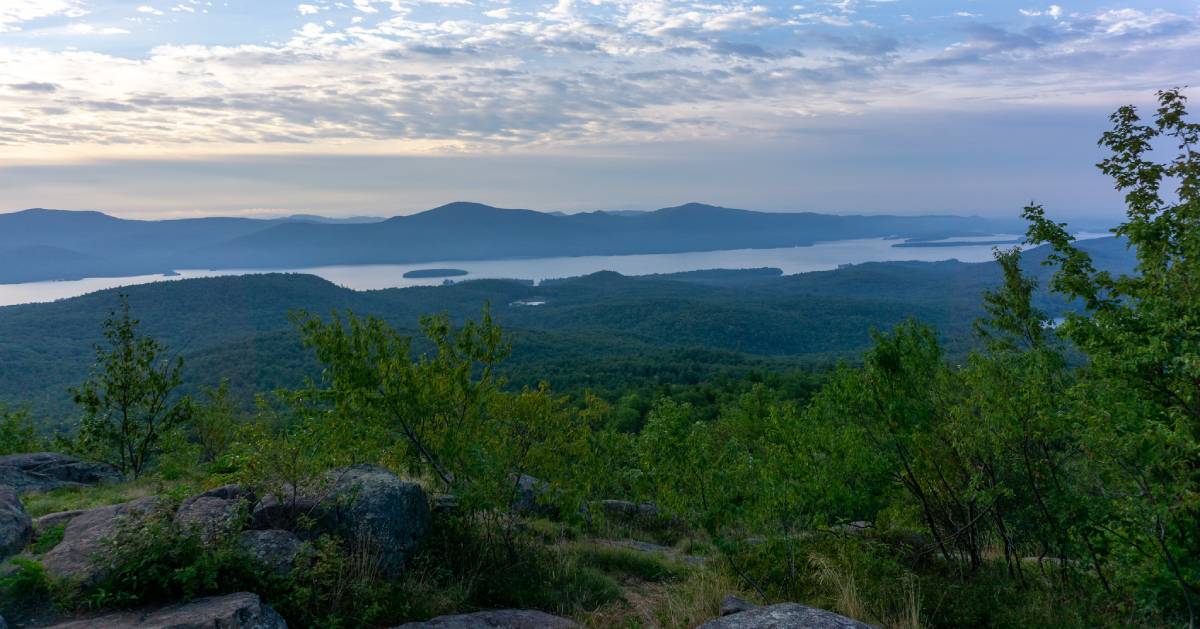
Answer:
[0,202,1025,284]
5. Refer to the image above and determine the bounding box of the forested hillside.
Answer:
[0,237,1131,425]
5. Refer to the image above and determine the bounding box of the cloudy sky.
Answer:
[0,1,1196,219]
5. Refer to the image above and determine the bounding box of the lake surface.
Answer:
[0,234,1107,307]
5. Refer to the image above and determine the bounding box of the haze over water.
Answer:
[1,234,1107,308]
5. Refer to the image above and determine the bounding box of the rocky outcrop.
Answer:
[1,485,33,558]
[599,499,660,522]
[44,592,286,628]
[176,485,254,542]
[699,603,873,628]
[240,530,305,576]
[511,475,556,517]
[719,595,757,616]
[325,465,430,578]
[392,609,579,628]
[41,497,160,586]
[33,510,87,534]
[0,453,121,493]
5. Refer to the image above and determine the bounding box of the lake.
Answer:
[0,234,1105,307]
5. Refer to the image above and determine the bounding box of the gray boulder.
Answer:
[249,487,326,533]
[720,595,758,616]
[1,485,33,558]
[325,465,430,577]
[511,475,556,517]
[176,485,254,542]
[41,497,160,586]
[240,529,305,576]
[392,609,579,628]
[0,453,121,493]
[599,499,660,521]
[44,592,286,628]
[33,510,86,534]
[698,603,873,628]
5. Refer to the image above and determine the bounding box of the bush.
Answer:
[82,501,262,610]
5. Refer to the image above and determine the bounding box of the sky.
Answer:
[0,1,1197,220]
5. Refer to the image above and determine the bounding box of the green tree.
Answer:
[1025,88,1200,622]
[0,403,39,455]
[72,297,191,479]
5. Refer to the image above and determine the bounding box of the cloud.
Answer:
[0,1,1196,161]
[8,82,61,93]
[298,4,321,16]
[136,5,165,16]
[0,0,87,32]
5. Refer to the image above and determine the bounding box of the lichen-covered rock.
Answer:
[325,465,430,578]
[44,592,287,628]
[240,529,305,576]
[176,485,254,542]
[698,603,873,628]
[391,609,579,628]
[0,485,32,559]
[0,453,121,493]
[41,497,160,586]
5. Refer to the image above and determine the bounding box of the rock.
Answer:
[600,499,660,521]
[720,595,758,616]
[325,465,430,578]
[240,529,305,576]
[391,609,579,628]
[33,510,87,533]
[0,453,121,493]
[511,475,556,517]
[0,611,7,629]
[1,485,33,558]
[249,487,325,533]
[837,521,872,536]
[698,603,873,629]
[41,497,160,586]
[44,592,287,628]
[176,485,254,542]
[433,494,460,513]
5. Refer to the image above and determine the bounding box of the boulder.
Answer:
[249,487,326,533]
[698,603,873,629]
[599,499,660,521]
[176,485,254,542]
[44,592,286,628]
[0,611,7,629]
[240,529,305,576]
[33,510,87,534]
[41,497,160,586]
[0,453,121,493]
[1,486,33,558]
[720,595,758,616]
[391,609,579,628]
[325,465,430,577]
[511,475,556,517]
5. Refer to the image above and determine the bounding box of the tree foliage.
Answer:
[71,296,191,478]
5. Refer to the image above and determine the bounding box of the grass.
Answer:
[570,543,689,583]
[20,476,198,518]
[29,524,65,555]
[578,567,741,628]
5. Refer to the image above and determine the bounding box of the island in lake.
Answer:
[402,268,470,279]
